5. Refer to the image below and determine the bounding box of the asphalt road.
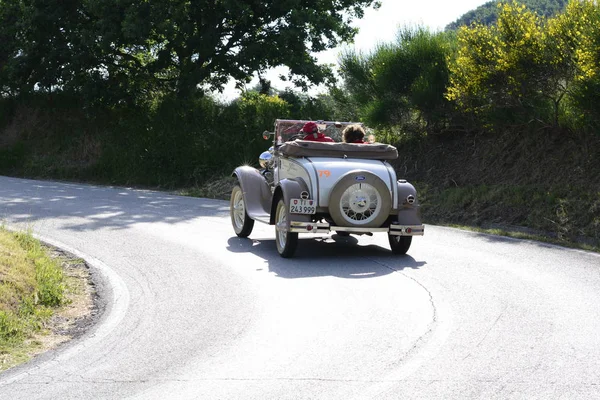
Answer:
[0,176,598,400]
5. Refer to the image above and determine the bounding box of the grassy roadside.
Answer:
[417,183,600,252]
[0,227,95,372]
[445,224,600,252]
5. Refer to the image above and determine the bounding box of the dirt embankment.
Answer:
[394,128,600,246]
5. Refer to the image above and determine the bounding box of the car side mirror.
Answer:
[263,131,274,140]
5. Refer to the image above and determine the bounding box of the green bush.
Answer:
[337,26,452,134]
[91,92,293,187]
[0,229,65,348]
[14,231,65,307]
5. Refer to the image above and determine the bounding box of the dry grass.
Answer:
[179,175,236,201]
[446,224,600,253]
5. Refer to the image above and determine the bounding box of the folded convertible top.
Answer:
[278,140,398,160]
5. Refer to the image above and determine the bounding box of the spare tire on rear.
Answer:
[328,171,391,228]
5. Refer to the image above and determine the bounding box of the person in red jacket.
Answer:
[301,121,334,142]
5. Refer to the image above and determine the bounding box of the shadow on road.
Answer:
[0,177,229,231]
[226,234,426,279]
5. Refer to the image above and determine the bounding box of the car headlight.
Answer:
[259,151,272,168]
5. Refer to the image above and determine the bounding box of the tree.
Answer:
[337,26,452,133]
[277,88,334,120]
[447,2,556,126]
[0,0,147,100]
[0,0,381,100]
[447,1,600,129]
[562,0,600,129]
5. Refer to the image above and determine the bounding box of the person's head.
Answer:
[342,124,366,143]
[301,121,319,138]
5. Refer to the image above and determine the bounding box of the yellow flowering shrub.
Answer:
[564,1,600,126]
[447,1,548,120]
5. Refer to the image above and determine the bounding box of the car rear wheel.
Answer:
[230,185,254,237]
[388,235,412,255]
[275,198,298,258]
[328,171,391,228]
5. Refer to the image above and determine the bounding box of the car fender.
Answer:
[232,166,272,220]
[395,180,422,226]
[270,178,312,225]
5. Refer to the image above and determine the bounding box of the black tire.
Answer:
[230,185,254,237]
[275,198,298,258]
[328,171,391,228]
[388,235,412,255]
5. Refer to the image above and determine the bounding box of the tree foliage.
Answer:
[277,89,334,120]
[562,0,600,128]
[0,0,380,100]
[447,2,551,124]
[329,0,600,136]
[446,1,600,128]
[337,27,452,133]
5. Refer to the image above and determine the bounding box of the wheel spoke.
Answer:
[339,182,382,225]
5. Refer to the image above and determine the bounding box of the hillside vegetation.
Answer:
[0,1,599,248]
[337,1,600,246]
[446,0,568,30]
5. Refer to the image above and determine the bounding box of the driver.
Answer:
[301,121,334,142]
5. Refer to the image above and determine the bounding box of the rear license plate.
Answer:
[289,198,316,214]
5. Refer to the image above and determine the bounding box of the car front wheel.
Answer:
[275,198,298,258]
[230,185,254,237]
[388,235,412,255]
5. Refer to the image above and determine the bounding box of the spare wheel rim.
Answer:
[339,183,382,225]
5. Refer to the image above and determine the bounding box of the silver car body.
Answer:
[277,157,398,210]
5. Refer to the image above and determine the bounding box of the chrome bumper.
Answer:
[289,221,424,236]
[388,224,425,236]
[288,221,331,233]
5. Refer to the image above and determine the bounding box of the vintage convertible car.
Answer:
[230,119,424,258]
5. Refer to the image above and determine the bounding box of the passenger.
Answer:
[342,124,366,143]
[301,122,334,142]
